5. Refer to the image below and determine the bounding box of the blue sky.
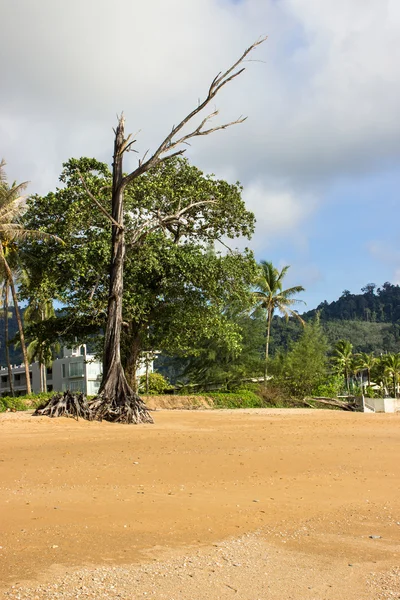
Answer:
[1,0,399,311]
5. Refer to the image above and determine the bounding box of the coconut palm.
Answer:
[25,296,59,393]
[332,340,353,393]
[253,261,305,383]
[1,278,14,396]
[0,160,62,394]
[356,352,377,387]
[383,353,400,398]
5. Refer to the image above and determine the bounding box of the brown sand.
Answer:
[0,408,399,599]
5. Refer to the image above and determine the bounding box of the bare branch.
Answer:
[78,172,124,230]
[127,197,217,248]
[121,36,267,189]
[215,237,234,254]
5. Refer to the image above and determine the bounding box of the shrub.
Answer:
[207,388,265,409]
[139,372,170,395]
[0,392,53,413]
[312,376,344,398]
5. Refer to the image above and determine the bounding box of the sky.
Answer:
[1,0,399,310]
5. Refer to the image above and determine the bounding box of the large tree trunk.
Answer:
[89,117,152,424]
[8,271,32,395]
[4,281,14,397]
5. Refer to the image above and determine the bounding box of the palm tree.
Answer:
[253,261,305,384]
[332,340,353,393]
[25,296,58,393]
[1,278,14,396]
[0,160,62,394]
[383,353,400,398]
[356,352,377,387]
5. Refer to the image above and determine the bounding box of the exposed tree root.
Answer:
[89,363,154,424]
[89,391,153,424]
[33,391,93,420]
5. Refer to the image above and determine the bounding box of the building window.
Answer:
[47,367,53,376]
[14,373,21,382]
[1,375,8,384]
[69,362,84,378]
[62,364,66,378]
[69,380,84,393]
[47,384,53,392]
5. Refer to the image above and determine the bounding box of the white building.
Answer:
[0,345,151,396]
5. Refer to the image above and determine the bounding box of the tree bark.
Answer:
[90,116,152,423]
[4,281,14,397]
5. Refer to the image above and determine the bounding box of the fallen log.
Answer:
[302,396,357,411]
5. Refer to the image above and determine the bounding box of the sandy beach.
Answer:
[0,408,399,599]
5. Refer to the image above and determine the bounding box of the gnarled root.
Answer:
[33,391,93,421]
[90,374,153,424]
[90,392,153,424]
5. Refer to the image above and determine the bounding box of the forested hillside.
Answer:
[271,282,400,356]
[307,282,400,323]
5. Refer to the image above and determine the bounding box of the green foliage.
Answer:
[272,316,329,398]
[0,392,53,412]
[322,320,400,354]
[206,388,265,409]
[253,261,305,378]
[139,372,170,395]
[181,308,265,389]
[306,281,400,323]
[312,375,344,398]
[20,156,257,382]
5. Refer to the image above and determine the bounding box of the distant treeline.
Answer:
[271,282,400,356]
[2,282,400,371]
[306,282,400,323]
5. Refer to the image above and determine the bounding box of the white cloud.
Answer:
[1,0,399,268]
[242,181,316,249]
[1,0,399,186]
[367,240,400,284]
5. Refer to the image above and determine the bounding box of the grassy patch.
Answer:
[206,389,265,409]
[0,392,53,413]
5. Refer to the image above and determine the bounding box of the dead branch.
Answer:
[303,397,357,411]
[78,172,124,230]
[127,197,218,246]
[121,36,267,189]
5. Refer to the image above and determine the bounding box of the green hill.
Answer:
[270,282,400,355]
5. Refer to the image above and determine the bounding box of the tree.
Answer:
[22,158,257,389]
[1,278,14,396]
[28,38,267,422]
[253,261,305,383]
[356,352,377,387]
[25,295,58,393]
[0,161,62,395]
[276,315,328,398]
[182,307,265,390]
[331,339,353,392]
[383,353,400,398]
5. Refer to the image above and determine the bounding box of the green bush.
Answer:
[312,376,344,398]
[0,392,53,413]
[207,388,265,409]
[139,372,170,395]
[364,385,380,398]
